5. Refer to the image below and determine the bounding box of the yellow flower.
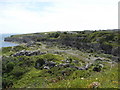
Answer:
[112,81,118,84]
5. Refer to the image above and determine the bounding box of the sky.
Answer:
[0,0,119,34]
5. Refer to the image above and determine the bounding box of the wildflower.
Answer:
[95,78,98,80]
[81,77,84,80]
[87,82,100,88]
[112,81,118,84]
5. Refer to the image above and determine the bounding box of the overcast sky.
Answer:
[0,0,119,34]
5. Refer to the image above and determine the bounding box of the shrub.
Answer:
[35,59,45,69]
[93,65,101,72]
[13,45,26,52]
[6,62,15,73]
[48,32,60,38]
[70,70,90,79]
[2,47,12,54]
[11,66,29,77]
[2,78,13,89]
[17,56,35,67]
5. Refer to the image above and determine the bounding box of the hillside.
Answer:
[2,30,120,89]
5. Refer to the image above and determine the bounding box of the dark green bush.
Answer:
[48,32,60,38]
[2,78,13,89]
[6,62,15,73]
[17,56,35,67]
[93,65,102,72]
[2,47,12,54]
[11,66,29,77]
[35,58,45,69]
[13,45,26,52]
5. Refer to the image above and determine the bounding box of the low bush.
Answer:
[11,66,30,78]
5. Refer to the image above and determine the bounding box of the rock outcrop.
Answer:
[12,50,46,56]
[5,30,120,58]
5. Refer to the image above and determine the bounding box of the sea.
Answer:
[0,33,19,47]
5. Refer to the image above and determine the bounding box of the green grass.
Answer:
[13,68,44,88]
[47,63,118,88]
[12,62,118,88]
[2,30,119,89]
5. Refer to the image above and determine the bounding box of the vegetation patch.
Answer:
[2,30,119,89]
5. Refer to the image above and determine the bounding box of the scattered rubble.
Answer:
[12,50,46,56]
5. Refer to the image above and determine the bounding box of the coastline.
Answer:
[1,33,23,48]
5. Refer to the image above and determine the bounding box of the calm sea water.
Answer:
[0,34,19,47]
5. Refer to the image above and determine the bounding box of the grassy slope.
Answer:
[12,64,118,88]
[2,30,119,89]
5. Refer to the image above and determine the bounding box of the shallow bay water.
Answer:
[0,34,19,47]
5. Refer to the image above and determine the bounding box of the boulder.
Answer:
[111,47,120,56]
[74,63,92,70]
[74,66,85,70]
[12,50,46,56]
[62,63,70,68]
[56,63,72,68]
[94,58,102,61]
[43,66,50,69]
[45,61,56,67]
[61,60,70,63]
[111,56,120,62]
[61,60,66,63]
[73,60,79,63]
[84,63,92,70]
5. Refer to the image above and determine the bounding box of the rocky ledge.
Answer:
[12,50,46,57]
